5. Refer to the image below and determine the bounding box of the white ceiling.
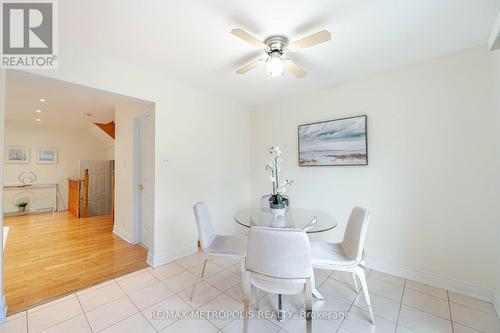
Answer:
[59,0,500,106]
[5,71,150,128]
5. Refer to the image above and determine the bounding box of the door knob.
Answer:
[137,184,144,190]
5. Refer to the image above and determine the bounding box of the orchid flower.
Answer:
[266,147,293,198]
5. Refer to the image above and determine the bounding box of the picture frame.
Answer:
[298,115,368,166]
[36,147,58,164]
[5,146,30,164]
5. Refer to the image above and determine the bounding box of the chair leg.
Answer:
[200,258,208,278]
[243,272,251,316]
[353,266,375,324]
[190,256,207,301]
[305,278,313,321]
[240,258,245,293]
[352,272,360,293]
[278,294,283,321]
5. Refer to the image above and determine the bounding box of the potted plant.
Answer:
[265,146,293,216]
[16,201,28,212]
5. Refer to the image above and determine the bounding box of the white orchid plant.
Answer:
[265,146,293,207]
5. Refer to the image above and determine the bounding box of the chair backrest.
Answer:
[260,195,290,210]
[193,202,216,250]
[246,226,312,279]
[341,207,370,264]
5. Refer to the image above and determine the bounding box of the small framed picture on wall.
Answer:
[36,147,58,164]
[5,146,30,164]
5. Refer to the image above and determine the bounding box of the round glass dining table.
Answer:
[234,207,337,233]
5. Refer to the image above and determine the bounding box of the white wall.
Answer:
[0,70,6,322]
[24,42,252,268]
[3,122,109,212]
[251,46,498,294]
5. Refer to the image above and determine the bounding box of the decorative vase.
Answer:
[270,203,286,216]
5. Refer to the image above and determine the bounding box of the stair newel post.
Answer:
[82,169,90,218]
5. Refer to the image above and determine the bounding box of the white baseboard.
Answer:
[0,296,6,324]
[112,226,133,243]
[494,291,500,318]
[147,251,155,267]
[366,256,494,303]
[148,244,197,268]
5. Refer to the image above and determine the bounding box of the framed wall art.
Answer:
[298,115,368,166]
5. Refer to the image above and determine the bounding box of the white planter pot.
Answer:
[270,207,286,216]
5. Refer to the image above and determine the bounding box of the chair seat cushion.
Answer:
[205,235,246,257]
[251,276,305,295]
[310,241,357,268]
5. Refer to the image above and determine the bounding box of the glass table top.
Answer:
[234,208,337,233]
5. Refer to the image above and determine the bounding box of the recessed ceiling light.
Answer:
[36,109,42,113]
[39,98,46,102]
[35,118,41,122]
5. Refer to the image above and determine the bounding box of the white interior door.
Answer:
[79,160,112,217]
[136,112,155,249]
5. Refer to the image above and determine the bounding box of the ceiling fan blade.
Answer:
[287,30,331,52]
[284,59,307,78]
[231,29,269,50]
[236,59,266,74]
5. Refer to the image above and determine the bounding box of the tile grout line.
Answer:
[447,290,455,333]
[203,268,241,294]
[113,274,160,333]
[394,278,407,331]
[76,281,126,314]
[405,286,449,301]
[153,269,226,333]
[448,299,499,317]
[80,269,158,315]
[401,303,452,322]
[333,272,361,333]
[75,292,95,333]
[27,293,85,333]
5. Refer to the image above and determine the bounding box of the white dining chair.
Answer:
[243,226,313,320]
[310,207,374,324]
[191,201,246,300]
[260,194,290,210]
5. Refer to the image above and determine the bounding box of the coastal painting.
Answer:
[298,115,367,166]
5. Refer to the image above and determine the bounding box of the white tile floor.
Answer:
[1,253,499,333]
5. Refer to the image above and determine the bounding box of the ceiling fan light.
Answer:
[266,51,284,77]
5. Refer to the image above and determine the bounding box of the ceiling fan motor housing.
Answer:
[264,35,288,54]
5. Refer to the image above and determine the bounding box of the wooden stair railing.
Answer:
[82,169,89,218]
[67,169,90,218]
[68,178,81,218]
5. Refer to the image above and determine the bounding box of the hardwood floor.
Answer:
[3,211,148,315]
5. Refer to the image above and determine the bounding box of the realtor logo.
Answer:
[1,0,58,68]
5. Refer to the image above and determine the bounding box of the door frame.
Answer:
[132,109,155,246]
[0,71,158,322]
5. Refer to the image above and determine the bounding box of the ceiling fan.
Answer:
[231,28,331,79]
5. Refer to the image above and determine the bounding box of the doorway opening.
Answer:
[1,70,156,315]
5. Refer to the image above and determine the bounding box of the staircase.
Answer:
[94,121,115,139]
